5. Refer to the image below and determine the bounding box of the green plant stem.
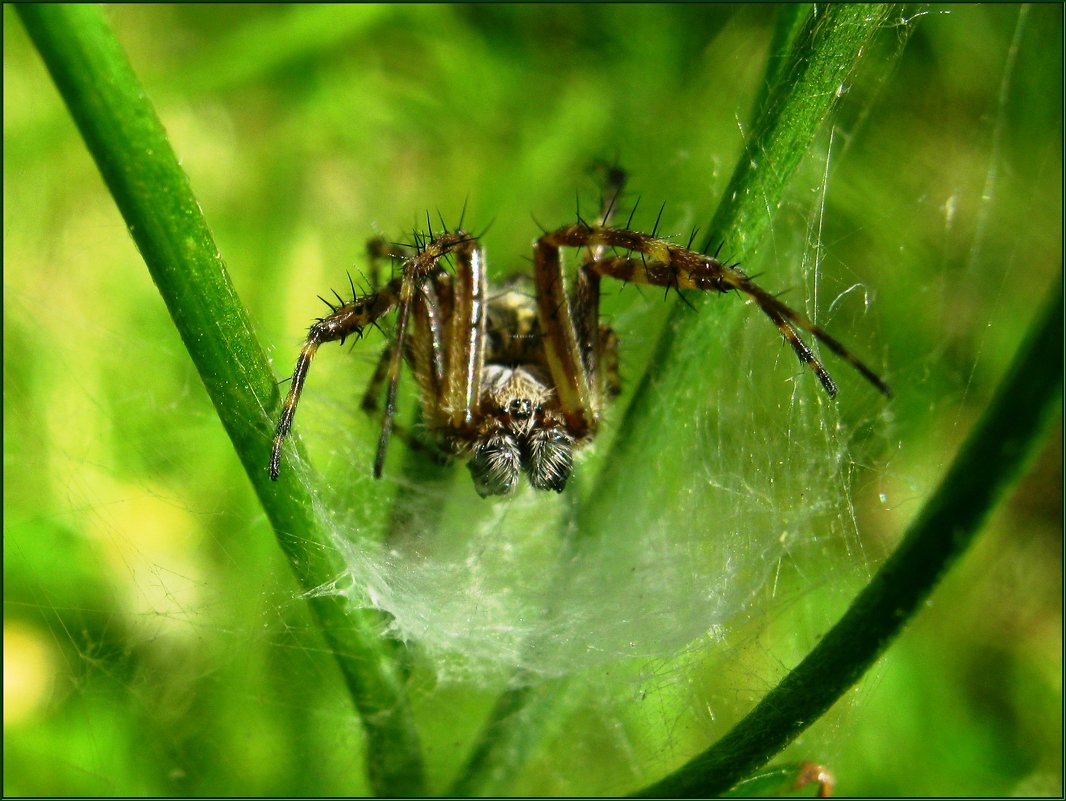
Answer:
[635,273,1064,796]
[448,5,898,794]
[750,3,812,138]
[587,4,898,536]
[607,4,897,498]
[707,4,897,256]
[17,5,425,795]
[449,677,571,796]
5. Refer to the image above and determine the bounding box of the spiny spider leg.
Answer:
[270,231,479,481]
[361,337,396,413]
[592,253,843,395]
[441,239,487,430]
[374,269,416,477]
[360,304,451,465]
[362,237,413,418]
[416,278,448,395]
[364,236,448,408]
[533,226,596,436]
[592,253,892,397]
[575,166,626,391]
[374,231,481,477]
[724,275,892,397]
[527,168,631,436]
[537,225,891,403]
[269,283,401,480]
[359,241,448,461]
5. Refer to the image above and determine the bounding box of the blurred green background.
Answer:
[4,4,1061,796]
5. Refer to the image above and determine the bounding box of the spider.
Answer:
[269,169,890,497]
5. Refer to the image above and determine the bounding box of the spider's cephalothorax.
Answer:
[269,170,890,496]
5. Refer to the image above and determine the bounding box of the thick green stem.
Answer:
[17,5,425,794]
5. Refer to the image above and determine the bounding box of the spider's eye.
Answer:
[506,398,533,419]
[526,429,574,494]
[468,434,521,497]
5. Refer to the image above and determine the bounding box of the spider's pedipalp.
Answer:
[468,433,522,497]
[526,428,574,493]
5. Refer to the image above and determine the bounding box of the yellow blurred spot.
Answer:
[88,486,206,634]
[4,623,57,725]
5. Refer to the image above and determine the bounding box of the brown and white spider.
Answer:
[269,169,890,496]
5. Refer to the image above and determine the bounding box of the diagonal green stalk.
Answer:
[17,5,425,795]
[598,4,898,507]
[753,3,815,120]
[448,5,899,794]
[635,273,1063,796]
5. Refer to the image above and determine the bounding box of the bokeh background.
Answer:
[4,4,1062,795]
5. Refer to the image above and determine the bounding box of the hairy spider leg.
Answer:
[270,284,402,480]
[372,231,484,477]
[441,239,488,431]
[360,338,396,414]
[359,237,415,417]
[374,277,415,477]
[716,273,892,398]
[270,231,480,481]
[590,253,844,396]
[358,332,452,467]
[539,224,892,400]
[533,230,598,437]
[349,241,451,465]
[414,278,448,398]
[365,278,451,403]
[675,256,890,397]
[598,324,622,398]
[362,237,446,412]
[528,170,633,436]
[575,166,627,400]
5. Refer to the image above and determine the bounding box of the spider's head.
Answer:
[466,365,576,497]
